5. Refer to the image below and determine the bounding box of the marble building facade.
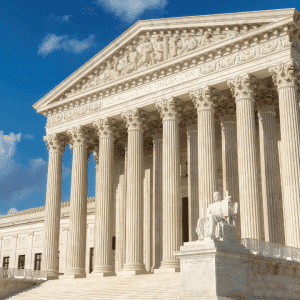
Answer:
[1,8,300,280]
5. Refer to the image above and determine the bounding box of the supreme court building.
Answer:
[1,8,300,280]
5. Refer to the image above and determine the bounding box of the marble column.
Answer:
[155,97,181,272]
[119,109,146,275]
[65,126,89,278]
[93,118,115,276]
[152,133,163,269]
[42,134,65,279]
[186,124,198,242]
[227,74,261,240]
[220,114,240,239]
[258,104,285,244]
[190,87,217,218]
[270,62,300,247]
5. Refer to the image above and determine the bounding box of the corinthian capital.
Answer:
[269,61,300,89]
[121,108,146,131]
[190,86,218,112]
[93,118,115,140]
[227,74,257,101]
[155,97,181,122]
[67,126,89,149]
[43,134,66,153]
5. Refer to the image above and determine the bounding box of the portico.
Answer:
[32,8,300,279]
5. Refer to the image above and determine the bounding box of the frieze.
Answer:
[46,34,293,127]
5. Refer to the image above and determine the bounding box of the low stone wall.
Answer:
[174,238,300,299]
[0,278,42,299]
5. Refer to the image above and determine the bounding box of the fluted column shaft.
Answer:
[65,127,89,278]
[120,109,146,274]
[93,119,115,276]
[258,106,284,244]
[190,87,217,218]
[228,75,261,239]
[186,125,198,241]
[220,116,240,238]
[156,98,181,271]
[42,134,65,279]
[270,62,300,247]
[152,134,163,269]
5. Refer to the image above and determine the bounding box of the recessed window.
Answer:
[18,255,25,270]
[2,257,9,269]
[34,253,42,271]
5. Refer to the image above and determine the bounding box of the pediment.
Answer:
[33,8,299,114]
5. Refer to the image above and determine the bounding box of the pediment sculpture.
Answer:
[196,191,238,241]
[62,27,250,100]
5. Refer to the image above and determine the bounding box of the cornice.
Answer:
[34,11,297,114]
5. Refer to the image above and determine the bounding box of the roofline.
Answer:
[33,8,298,111]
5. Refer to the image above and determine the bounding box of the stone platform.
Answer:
[174,238,300,299]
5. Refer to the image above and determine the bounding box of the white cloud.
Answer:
[0,131,21,158]
[0,131,70,209]
[47,14,73,23]
[96,0,168,22]
[38,34,95,56]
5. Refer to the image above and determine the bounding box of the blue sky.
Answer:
[0,0,298,215]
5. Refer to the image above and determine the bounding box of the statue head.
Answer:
[213,191,221,202]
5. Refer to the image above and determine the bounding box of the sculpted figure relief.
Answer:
[138,35,156,67]
[196,191,238,241]
[153,36,164,63]
[63,27,247,98]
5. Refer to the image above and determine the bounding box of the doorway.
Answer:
[182,197,189,243]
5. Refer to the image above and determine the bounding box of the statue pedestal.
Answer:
[174,238,300,299]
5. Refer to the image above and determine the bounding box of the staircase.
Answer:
[6,272,201,299]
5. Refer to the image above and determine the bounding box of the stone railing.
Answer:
[0,268,47,280]
[238,238,300,262]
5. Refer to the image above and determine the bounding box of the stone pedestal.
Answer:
[174,238,300,299]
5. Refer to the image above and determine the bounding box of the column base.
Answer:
[92,271,115,277]
[118,263,147,276]
[117,270,147,276]
[61,273,86,279]
[44,270,59,280]
[92,265,115,276]
[64,267,86,279]
[155,259,180,273]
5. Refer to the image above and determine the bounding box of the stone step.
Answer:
[7,273,194,300]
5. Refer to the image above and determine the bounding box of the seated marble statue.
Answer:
[196,191,238,241]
